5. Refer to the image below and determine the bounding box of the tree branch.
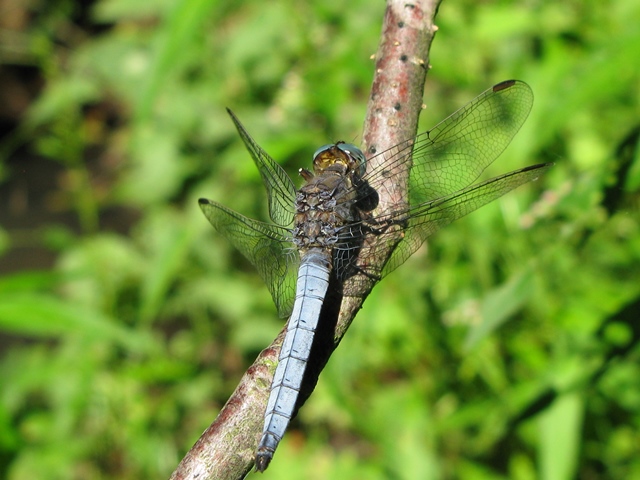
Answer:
[170,1,441,478]
[339,0,441,338]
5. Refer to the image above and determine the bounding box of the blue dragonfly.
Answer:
[199,80,552,471]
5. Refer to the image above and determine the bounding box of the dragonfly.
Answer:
[199,79,552,471]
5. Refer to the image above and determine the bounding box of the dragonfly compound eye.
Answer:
[336,142,367,177]
[312,144,333,160]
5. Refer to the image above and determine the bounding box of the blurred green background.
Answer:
[1,0,639,479]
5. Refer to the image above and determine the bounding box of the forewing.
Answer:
[365,80,534,205]
[379,163,553,278]
[226,109,297,227]
[199,198,298,317]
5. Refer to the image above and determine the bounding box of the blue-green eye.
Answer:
[312,144,333,159]
[337,143,366,177]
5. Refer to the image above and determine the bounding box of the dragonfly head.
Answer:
[312,142,366,177]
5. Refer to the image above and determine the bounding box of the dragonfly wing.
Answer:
[379,163,553,278]
[391,80,534,204]
[226,109,297,227]
[199,198,298,318]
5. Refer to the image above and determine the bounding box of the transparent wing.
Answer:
[226,109,297,227]
[379,163,552,278]
[365,80,535,203]
[198,198,298,317]
[337,80,550,292]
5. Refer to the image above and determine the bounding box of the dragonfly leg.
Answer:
[359,213,408,236]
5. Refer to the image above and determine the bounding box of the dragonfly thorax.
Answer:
[293,168,359,252]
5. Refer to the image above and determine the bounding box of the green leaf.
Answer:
[539,393,584,480]
[0,293,153,353]
[139,213,197,323]
[134,0,218,124]
[464,267,534,350]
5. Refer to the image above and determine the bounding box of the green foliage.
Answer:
[1,0,639,479]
